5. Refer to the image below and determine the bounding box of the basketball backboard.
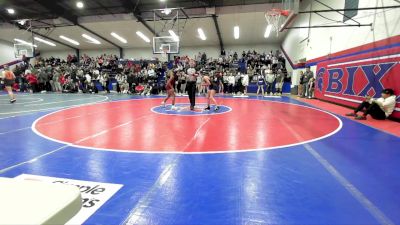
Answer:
[153,36,180,54]
[14,43,34,59]
[279,0,300,32]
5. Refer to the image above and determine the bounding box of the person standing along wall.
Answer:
[298,71,304,96]
[275,69,285,96]
[307,77,316,99]
[265,68,275,96]
[302,67,313,98]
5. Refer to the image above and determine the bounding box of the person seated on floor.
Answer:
[345,88,396,120]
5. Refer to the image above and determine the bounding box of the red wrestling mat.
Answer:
[32,98,341,153]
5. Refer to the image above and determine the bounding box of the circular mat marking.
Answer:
[151,103,232,116]
[33,98,342,153]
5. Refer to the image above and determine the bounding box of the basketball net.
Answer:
[162,49,168,61]
[265,9,289,37]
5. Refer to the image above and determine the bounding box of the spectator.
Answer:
[265,68,275,96]
[346,89,397,120]
[298,71,304,96]
[115,73,124,94]
[256,73,265,96]
[120,78,129,94]
[228,73,235,94]
[275,69,284,96]
[37,69,47,93]
[179,72,187,95]
[196,73,203,95]
[142,83,152,96]
[241,72,249,96]
[6,49,287,96]
[127,73,134,94]
[307,77,315,99]
[222,72,229,93]
[25,71,38,93]
[301,67,313,98]
[53,68,62,92]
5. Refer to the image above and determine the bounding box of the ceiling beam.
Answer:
[34,0,123,49]
[315,0,360,25]
[299,5,400,13]
[121,0,157,35]
[180,8,190,19]
[212,15,224,52]
[0,13,77,50]
[134,13,157,35]
[11,22,79,50]
[33,0,78,24]
[285,24,372,29]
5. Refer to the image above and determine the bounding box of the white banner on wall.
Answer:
[15,174,123,225]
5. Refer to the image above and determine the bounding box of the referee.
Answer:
[186,63,197,110]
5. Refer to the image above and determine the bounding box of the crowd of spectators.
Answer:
[1,49,289,96]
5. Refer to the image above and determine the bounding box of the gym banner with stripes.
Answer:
[314,52,400,119]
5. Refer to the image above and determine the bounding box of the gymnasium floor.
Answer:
[1,93,399,225]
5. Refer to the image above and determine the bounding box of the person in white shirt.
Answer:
[228,73,235,94]
[346,89,397,120]
[84,73,91,91]
[147,68,155,77]
[241,73,249,96]
[115,74,124,94]
[265,69,275,96]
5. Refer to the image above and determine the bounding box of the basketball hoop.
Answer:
[265,9,290,37]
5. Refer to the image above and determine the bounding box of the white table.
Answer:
[0,177,82,225]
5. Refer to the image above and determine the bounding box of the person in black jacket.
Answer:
[127,73,134,94]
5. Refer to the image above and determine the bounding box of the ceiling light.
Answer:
[14,38,37,48]
[136,31,150,43]
[6,8,15,14]
[197,28,206,41]
[18,20,27,25]
[162,8,172,15]
[59,35,80,45]
[76,1,84,8]
[34,37,56,47]
[111,32,127,44]
[168,30,179,41]
[82,34,101,45]
[234,26,239,40]
[264,24,272,38]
